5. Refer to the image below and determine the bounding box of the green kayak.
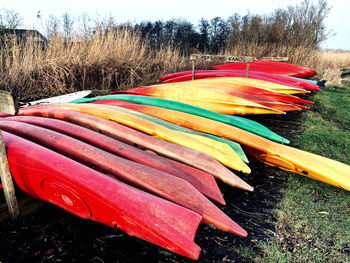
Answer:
[95,104,249,163]
[71,95,290,144]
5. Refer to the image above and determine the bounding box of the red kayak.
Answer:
[211,60,317,78]
[0,120,247,236]
[2,131,202,259]
[18,107,236,181]
[160,70,320,91]
[3,115,224,205]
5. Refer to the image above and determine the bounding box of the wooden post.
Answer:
[192,60,195,80]
[245,62,251,78]
[0,91,20,219]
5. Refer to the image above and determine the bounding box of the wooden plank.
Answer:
[190,54,255,63]
[261,56,289,62]
[0,91,20,220]
[190,54,288,63]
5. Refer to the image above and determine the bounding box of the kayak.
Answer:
[201,87,303,112]
[72,95,290,144]
[48,103,251,174]
[152,77,310,95]
[18,107,236,182]
[211,60,317,78]
[20,90,92,107]
[132,85,304,112]
[4,115,225,204]
[90,100,248,163]
[19,104,253,190]
[92,103,248,163]
[159,74,315,106]
[73,99,350,190]
[284,76,326,88]
[2,131,202,259]
[112,85,284,115]
[0,120,248,236]
[160,70,321,91]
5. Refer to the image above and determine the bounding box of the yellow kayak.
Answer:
[33,103,252,190]
[97,102,350,191]
[144,77,310,95]
[116,85,284,115]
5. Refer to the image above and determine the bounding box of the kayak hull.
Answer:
[4,115,225,205]
[18,107,236,181]
[0,120,247,236]
[2,131,202,259]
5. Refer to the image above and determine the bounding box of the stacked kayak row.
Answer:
[70,95,350,192]
[111,62,320,116]
[1,60,349,260]
[1,109,250,260]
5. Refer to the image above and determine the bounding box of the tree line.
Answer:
[1,0,331,54]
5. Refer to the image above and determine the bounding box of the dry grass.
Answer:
[0,29,192,102]
[1,28,349,103]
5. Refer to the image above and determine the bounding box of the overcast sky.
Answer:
[1,0,349,50]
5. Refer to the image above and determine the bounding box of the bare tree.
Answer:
[62,12,74,39]
[0,8,23,29]
[78,12,91,37]
[46,15,60,39]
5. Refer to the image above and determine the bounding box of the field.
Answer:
[0,28,350,262]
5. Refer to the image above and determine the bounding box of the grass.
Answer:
[255,85,350,263]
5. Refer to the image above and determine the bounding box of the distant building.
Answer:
[0,28,47,46]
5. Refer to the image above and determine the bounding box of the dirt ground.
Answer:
[0,110,304,263]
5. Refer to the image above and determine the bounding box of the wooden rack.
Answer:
[190,54,289,80]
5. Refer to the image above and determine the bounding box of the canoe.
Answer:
[113,86,284,115]
[0,120,248,236]
[72,102,350,191]
[93,103,248,164]
[90,100,248,163]
[211,60,317,78]
[2,131,202,259]
[4,115,225,204]
[72,95,290,144]
[18,107,236,182]
[160,70,321,91]
[19,105,253,190]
